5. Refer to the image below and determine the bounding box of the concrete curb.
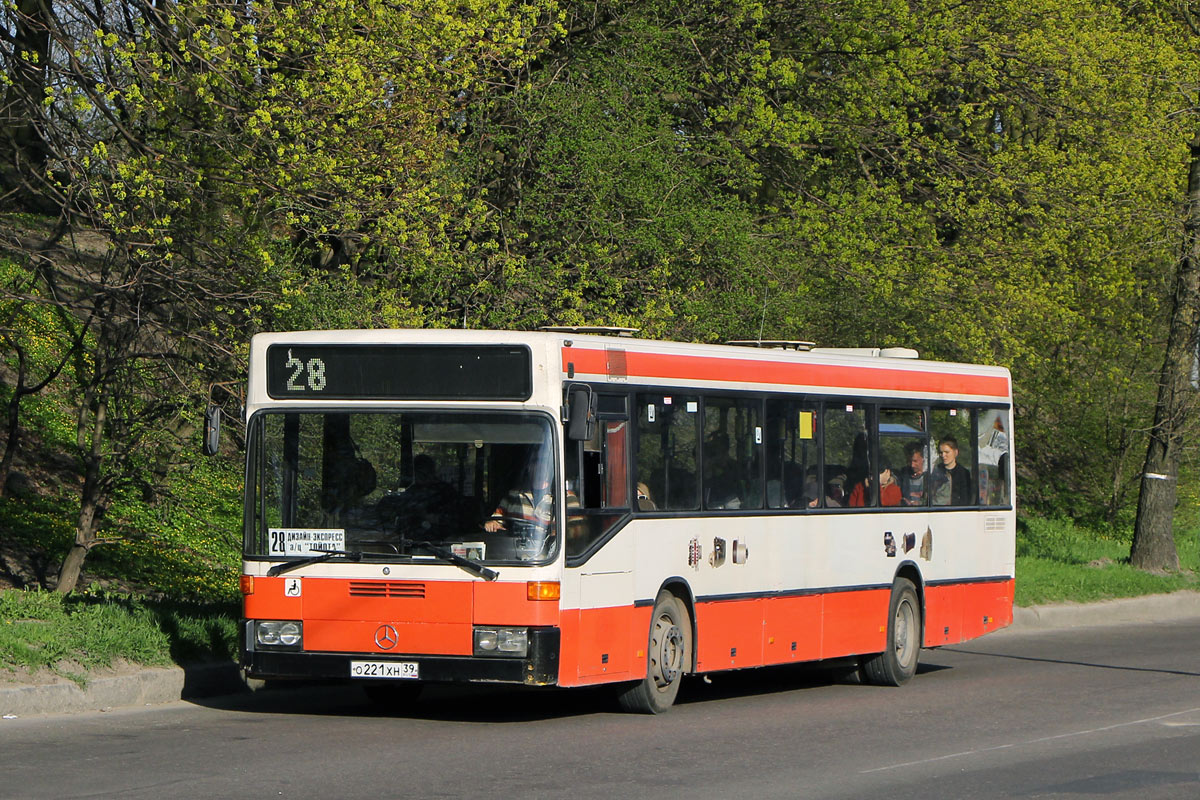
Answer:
[1008,590,1200,632]
[3,592,1199,718]
[1,661,245,718]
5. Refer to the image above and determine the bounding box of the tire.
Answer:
[362,680,423,709]
[617,591,691,714]
[861,578,921,686]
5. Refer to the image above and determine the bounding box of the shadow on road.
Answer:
[187,658,935,722]
[941,647,1200,678]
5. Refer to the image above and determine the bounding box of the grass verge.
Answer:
[1015,516,1200,606]
[0,589,238,687]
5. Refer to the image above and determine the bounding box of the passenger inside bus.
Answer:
[898,442,927,506]
[484,455,554,533]
[932,436,972,506]
[848,463,901,507]
[320,416,377,519]
[824,470,847,507]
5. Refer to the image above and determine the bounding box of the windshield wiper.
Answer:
[411,541,498,581]
[267,549,362,577]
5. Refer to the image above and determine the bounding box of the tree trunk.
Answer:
[1129,132,1200,571]
[0,356,25,497]
[0,0,53,205]
[56,389,107,594]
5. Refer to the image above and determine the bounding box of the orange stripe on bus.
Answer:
[925,579,1014,646]
[243,577,303,619]
[821,590,890,659]
[305,620,472,655]
[559,580,1012,686]
[562,347,1010,398]
[473,581,561,626]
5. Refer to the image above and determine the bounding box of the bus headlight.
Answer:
[256,620,303,649]
[473,626,528,657]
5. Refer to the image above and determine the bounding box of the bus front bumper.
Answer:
[242,626,560,686]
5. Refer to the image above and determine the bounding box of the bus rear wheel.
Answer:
[861,578,921,686]
[618,591,691,714]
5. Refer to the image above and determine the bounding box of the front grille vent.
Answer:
[348,581,426,599]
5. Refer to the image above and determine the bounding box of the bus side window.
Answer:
[977,408,1010,506]
[880,407,927,507]
[930,407,975,506]
[766,399,818,509]
[635,394,699,511]
[702,396,763,510]
[566,396,631,557]
[823,405,869,507]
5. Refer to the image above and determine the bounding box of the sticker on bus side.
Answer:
[268,528,346,556]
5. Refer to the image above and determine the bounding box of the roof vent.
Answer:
[725,340,815,351]
[809,347,920,359]
[541,326,639,337]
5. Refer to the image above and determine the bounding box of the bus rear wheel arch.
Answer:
[860,577,921,686]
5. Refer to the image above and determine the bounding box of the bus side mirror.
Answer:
[202,405,221,456]
[566,386,595,441]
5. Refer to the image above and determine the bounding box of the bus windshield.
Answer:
[247,411,557,564]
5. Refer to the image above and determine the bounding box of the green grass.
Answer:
[0,589,238,686]
[1015,516,1200,606]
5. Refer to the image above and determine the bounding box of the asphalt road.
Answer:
[2,619,1198,800]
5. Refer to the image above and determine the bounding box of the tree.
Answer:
[455,0,1193,523]
[0,0,560,592]
[1129,134,1199,571]
[1130,4,1200,571]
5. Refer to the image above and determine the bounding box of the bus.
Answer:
[228,328,1014,713]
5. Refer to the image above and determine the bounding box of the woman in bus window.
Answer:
[849,464,901,507]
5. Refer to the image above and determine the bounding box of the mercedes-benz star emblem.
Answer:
[374,624,399,650]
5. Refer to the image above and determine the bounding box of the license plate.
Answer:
[349,660,419,680]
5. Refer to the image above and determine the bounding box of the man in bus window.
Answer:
[898,442,927,506]
[932,437,972,506]
[485,456,555,533]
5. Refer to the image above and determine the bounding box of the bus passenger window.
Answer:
[880,407,928,507]
[635,394,699,511]
[823,406,870,507]
[977,409,1010,506]
[702,397,763,510]
[931,407,974,506]
[766,399,818,508]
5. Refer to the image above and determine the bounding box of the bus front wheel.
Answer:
[618,591,691,714]
[861,578,921,686]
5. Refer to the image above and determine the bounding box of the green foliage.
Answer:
[1,0,1200,599]
[448,0,1200,520]
[0,453,242,602]
[90,456,244,603]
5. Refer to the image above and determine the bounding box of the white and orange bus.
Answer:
[232,328,1014,713]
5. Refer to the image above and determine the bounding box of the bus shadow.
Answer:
[942,647,1200,678]
[192,658,954,722]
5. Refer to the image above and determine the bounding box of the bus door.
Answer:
[565,393,636,681]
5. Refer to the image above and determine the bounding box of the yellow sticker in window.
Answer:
[799,411,814,440]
